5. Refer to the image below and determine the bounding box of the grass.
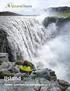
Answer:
[48,10,70,18]
[57,13,70,18]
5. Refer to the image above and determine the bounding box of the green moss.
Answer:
[0,71,14,79]
[56,11,70,18]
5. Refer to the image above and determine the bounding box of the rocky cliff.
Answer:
[0,62,70,91]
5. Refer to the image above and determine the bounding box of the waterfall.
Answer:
[0,16,58,61]
[0,16,70,81]
[0,16,44,61]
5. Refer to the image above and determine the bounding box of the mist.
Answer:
[33,22,70,82]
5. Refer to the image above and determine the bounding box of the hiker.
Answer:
[15,60,35,74]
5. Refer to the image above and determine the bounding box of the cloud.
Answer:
[0,0,70,15]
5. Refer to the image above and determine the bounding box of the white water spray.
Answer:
[0,16,70,82]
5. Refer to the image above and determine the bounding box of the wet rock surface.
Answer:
[0,62,70,91]
[0,29,16,62]
[66,87,70,91]
[43,17,70,28]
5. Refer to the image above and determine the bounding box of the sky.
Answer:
[0,0,70,15]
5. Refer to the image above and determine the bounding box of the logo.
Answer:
[6,3,32,8]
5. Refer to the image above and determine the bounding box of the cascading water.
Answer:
[0,16,46,61]
[0,16,58,61]
[34,19,70,82]
[0,16,70,82]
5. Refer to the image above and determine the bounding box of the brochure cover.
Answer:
[0,0,70,91]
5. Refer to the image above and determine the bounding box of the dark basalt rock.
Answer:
[0,71,14,79]
[0,30,7,52]
[43,17,56,27]
[66,87,70,91]
[0,65,70,91]
[58,80,70,91]
[32,68,57,81]
[56,18,70,27]
[0,53,8,63]
[0,11,21,16]
[49,6,70,13]
[0,29,16,62]
[43,17,70,27]
[58,80,70,87]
